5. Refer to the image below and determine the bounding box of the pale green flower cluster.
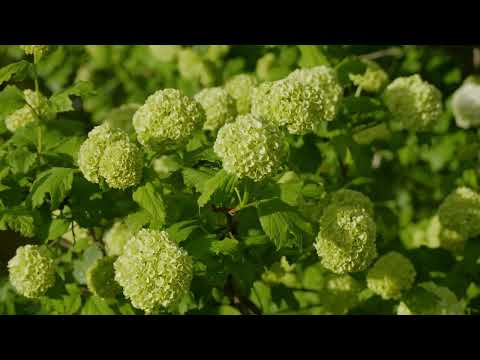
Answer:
[330,189,375,217]
[78,123,143,189]
[177,48,215,86]
[315,203,377,274]
[214,114,287,181]
[397,282,465,315]
[102,221,133,256]
[438,187,480,239]
[427,215,466,254]
[367,251,416,300]
[20,45,50,59]
[384,74,443,132]
[451,79,480,129]
[349,59,389,93]
[251,65,343,134]
[320,274,362,314]
[148,45,182,62]
[132,89,205,147]
[194,87,237,131]
[5,89,54,132]
[86,256,121,299]
[8,245,55,299]
[114,229,193,313]
[224,74,258,115]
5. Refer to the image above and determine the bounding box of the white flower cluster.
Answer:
[194,87,237,131]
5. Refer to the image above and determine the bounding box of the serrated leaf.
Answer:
[0,61,32,86]
[167,220,199,243]
[182,167,215,192]
[49,81,95,113]
[29,167,75,210]
[297,45,329,68]
[198,169,238,207]
[0,85,25,123]
[81,296,115,315]
[132,182,166,229]
[6,147,37,174]
[125,209,150,234]
[46,218,71,241]
[210,238,239,256]
[257,198,313,250]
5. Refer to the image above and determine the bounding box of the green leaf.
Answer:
[167,220,200,243]
[0,85,25,129]
[132,182,166,229]
[81,296,115,315]
[49,81,95,113]
[335,56,367,86]
[210,238,239,257]
[182,167,216,192]
[45,218,71,241]
[218,305,241,315]
[297,45,329,68]
[257,198,313,250]
[198,169,238,207]
[29,167,75,210]
[0,206,36,237]
[125,209,150,234]
[6,147,38,175]
[0,61,32,86]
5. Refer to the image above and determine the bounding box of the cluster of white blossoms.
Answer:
[78,123,143,189]
[194,87,237,131]
[251,65,343,135]
[224,74,258,115]
[5,89,55,132]
[384,74,443,132]
[320,274,362,314]
[397,282,465,315]
[8,245,55,299]
[132,89,205,147]
[114,229,193,313]
[86,256,121,299]
[451,78,480,129]
[102,221,133,256]
[438,187,480,239]
[315,189,377,274]
[427,215,467,254]
[349,59,389,93]
[367,251,416,300]
[214,114,287,181]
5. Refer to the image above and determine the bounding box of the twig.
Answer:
[359,47,404,61]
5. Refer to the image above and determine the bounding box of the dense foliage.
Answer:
[0,45,479,315]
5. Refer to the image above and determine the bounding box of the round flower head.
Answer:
[148,45,182,62]
[314,204,377,274]
[451,79,480,129]
[367,251,416,300]
[20,45,50,59]
[252,66,343,135]
[177,48,215,86]
[132,89,205,148]
[349,59,389,93]
[86,256,121,299]
[397,282,464,315]
[224,74,258,115]
[5,89,55,132]
[427,215,466,254]
[78,123,143,189]
[103,221,133,256]
[438,187,480,238]
[384,74,443,132]
[214,114,287,181]
[194,87,237,131]
[8,245,55,299]
[330,189,374,217]
[114,229,193,313]
[321,274,362,314]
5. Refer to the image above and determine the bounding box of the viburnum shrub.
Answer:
[0,45,480,315]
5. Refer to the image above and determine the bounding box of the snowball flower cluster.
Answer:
[224,74,258,115]
[102,221,133,256]
[451,79,480,129]
[438,187,480,239]
[330,189,375,217]
[86,256,121,299]
[20,45,50,59]
[132,89,205,147]
[349,59,389,93]
[315,203,377,274]
[251,65,343,134]
[177,48,215,86]
[321,274,362,314]
[5,89,54,132]
[397,282,464,315]
[194,87,237,131]
[214,114,287,181]
[78,123,143,189]
[8,245,55,299]
[367,251,416,300]
[427,215,466,254]
[114,229,193,313]
[384,74,443,132]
